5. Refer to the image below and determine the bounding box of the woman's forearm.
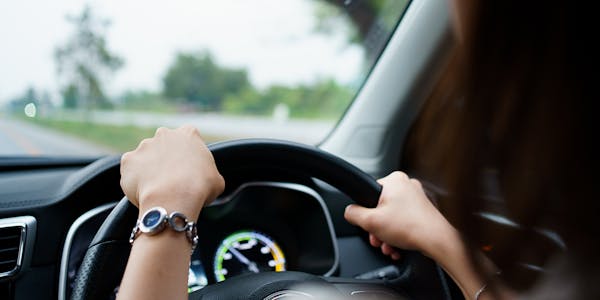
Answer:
[428,227,488,299]
[117,193,202,300]
[427,225,513,300]
[117,230,192,300]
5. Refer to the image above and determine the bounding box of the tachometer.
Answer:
[213,230,286,282]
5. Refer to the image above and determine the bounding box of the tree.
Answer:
[54,5,123,110]
[162,52,251,111]
[222,88,265,114]
[223,79,353,119]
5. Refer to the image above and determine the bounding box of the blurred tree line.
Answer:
[116,52,353,119]
[51,1,410,119]
[156,53,353,118]
[53,6,353,119]
[162,52,250,112]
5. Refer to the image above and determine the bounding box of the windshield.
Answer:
[0,0,409,157]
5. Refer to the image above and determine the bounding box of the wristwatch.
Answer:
[139,206,168,234]
[129,206,198,252]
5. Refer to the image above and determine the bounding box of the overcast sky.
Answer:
[0,0,364,104]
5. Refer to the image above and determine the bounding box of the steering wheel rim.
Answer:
[71,139,386,300]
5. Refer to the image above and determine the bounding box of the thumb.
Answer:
[344,204,376,230]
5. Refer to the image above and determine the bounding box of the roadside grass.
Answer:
[26,118,225,152]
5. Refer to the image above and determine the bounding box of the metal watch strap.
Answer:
[129,209,198,252]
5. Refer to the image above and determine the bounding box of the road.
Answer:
[0,117,111,156]
[0,112,335,156]
[54,110,335,144]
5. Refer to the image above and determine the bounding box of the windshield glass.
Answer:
[0,0,409,156]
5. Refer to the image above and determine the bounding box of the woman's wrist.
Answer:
[424,221,491,299]
[138,188,206,221]
[132,227,192,248]
[130,205,199,252]
[419,218,462,260]
[120,228,192,299]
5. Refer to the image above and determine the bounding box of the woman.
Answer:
[117,1,597,299]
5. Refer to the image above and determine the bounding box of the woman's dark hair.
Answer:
[404,1,598,296]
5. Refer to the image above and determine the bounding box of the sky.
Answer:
[0,0,364,104]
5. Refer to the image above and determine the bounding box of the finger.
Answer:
[120,151,133,176]
[119,176,138,206]
[121,151,132,165]
[344,204,376,230]
[155,126,169,136]
[381,243,394,255]
[409,178,423,190]
[376,173,394,185]
[369,234,382,247]
[205,174,226,206]
[136,138,152,150]
[391,252,402,261]
[377,171,409,185]
[376,175,390,185]
[179,124,200,135]
[390,171,409,181]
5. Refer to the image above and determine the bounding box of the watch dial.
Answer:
[143,210,162,227]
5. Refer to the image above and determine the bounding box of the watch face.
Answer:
[140,207,167,233]
[143,210,162,227]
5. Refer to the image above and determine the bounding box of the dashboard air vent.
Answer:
[0,216,36,279]
[0,225,24,276]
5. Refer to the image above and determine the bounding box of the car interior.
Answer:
[0,0,565,299]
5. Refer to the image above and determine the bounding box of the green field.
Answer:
[26,118,224,152]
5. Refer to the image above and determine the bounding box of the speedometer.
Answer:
[213,230,286,282]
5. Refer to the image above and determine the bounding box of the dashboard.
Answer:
[2,152,559,299]
[59,182,340,299]
[0,154,456,300]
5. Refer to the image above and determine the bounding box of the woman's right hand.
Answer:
[345,171,509,299]
[344,171,456,260]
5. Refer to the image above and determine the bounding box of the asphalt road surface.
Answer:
[0,117,111,156]
[0,112,334,157]
[56,110,335,144]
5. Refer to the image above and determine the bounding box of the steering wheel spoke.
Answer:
[189,272,408,300]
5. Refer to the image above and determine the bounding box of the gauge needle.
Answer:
[228,247,259,273]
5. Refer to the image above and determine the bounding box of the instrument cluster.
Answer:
[62,182,338,297]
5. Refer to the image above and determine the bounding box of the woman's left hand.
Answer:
[120,125,225,220]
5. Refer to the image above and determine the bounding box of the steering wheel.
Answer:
[70,139,448,300]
